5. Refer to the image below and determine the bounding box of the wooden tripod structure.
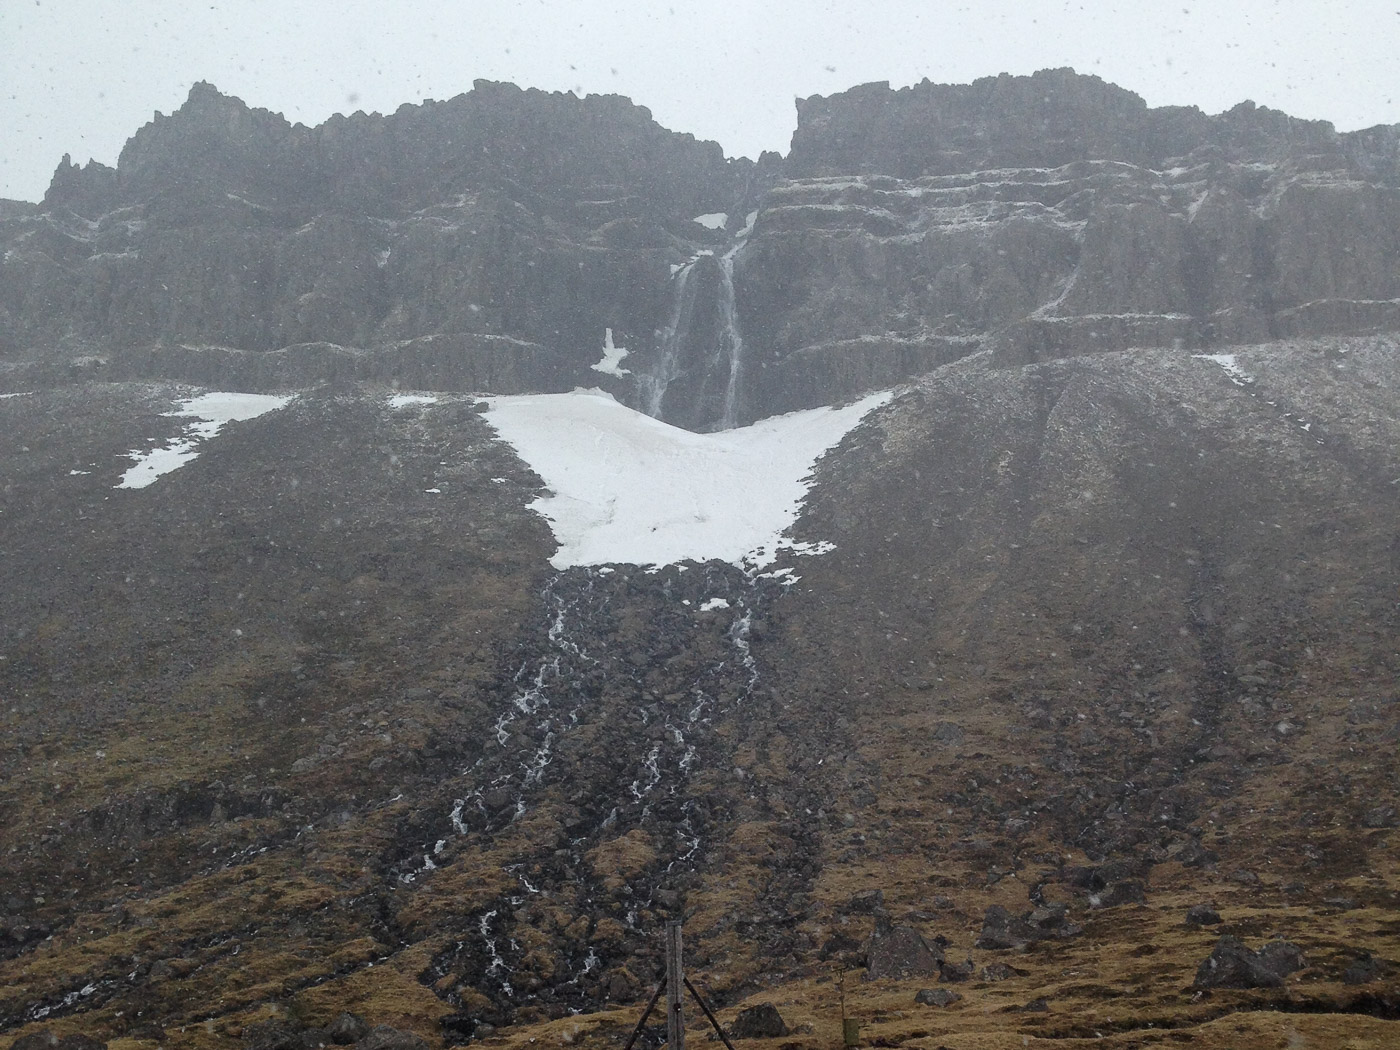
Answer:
[622,923,736,1050]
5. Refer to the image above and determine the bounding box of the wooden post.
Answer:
[621,981,666,1050]
[684,977,738,1050]
[665,921,685,1049]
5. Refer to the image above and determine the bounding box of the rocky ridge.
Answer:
[5,71,1400,430]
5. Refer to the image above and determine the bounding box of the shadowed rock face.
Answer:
[5,71,1399,431]
[784,69,1359,178]
[1,81,757,403]
[732,158,1400,417]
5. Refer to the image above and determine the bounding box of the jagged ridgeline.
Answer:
[2,69,1400,1050]
[5,70,1400,429]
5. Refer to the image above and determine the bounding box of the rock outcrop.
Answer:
[5,71,1399,431]
[1193,936,1306,989]
[2,80,756,404]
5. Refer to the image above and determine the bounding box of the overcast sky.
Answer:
[3,0,1398,202]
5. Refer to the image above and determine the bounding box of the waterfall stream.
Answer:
[640,258,704,419]
[639,215,753,431]
[715,246,745,431]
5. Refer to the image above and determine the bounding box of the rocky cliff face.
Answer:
[720,71,1400,418]
[1,81,759,402]
[5,71,1400,431]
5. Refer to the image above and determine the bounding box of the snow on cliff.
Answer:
[483,388,890,568]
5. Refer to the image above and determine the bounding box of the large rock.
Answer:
[1193,935,1306,989]
[975,904,1081,950]
[866,922,944,979]
[1184,904,1222,927]
[915,987,963,1007]
[728,1003,790,1039]
[323,1014,369,1046]
[1342,952,1390,985]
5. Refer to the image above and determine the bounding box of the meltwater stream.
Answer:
[398,562,782,1029]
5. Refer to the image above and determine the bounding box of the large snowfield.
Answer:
[483,388,891,569]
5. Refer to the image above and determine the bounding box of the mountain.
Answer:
[1,70,1398,1050]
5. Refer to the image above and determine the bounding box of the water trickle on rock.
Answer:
[639,217,753,432]
[716,246,746,430]
[400,562,802,1027]
[639,256,704,420]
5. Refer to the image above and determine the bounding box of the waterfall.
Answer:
[716,246,745,431]
[640,213,754,431]
[640,257,705,419]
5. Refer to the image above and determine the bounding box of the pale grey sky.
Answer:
[3,0,1398,202]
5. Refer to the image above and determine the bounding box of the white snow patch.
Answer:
[389,394,438,408]
[755,566,800,585]
[590,327,631,376]
[483,388,890,568]
[698,597,730,612]
[116,392,293,489]
[669,249,715,275]
[1192,352,1255,386]
[692,212,728,229]
[0,392,32,399]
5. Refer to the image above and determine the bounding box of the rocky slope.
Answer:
[1,70,1398,1050]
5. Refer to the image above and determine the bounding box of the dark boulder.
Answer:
[938,957,974,983]
[728,1003,789,1039]
[867,922,944,979]
[974,905,1038,950]
[1172,839,1220,868]
[1193,935,1306,989]
[1184,903,1222,926]
[1093,880,1146,907]
[12,1033,59,1050]
[931,722,965,747]
[915,987,962,1007]
[1342,952,1390,985]
[980,962,1021,981]
[975,904,1081,950]
[845,888,885,914]
[324,1014,369,1046]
